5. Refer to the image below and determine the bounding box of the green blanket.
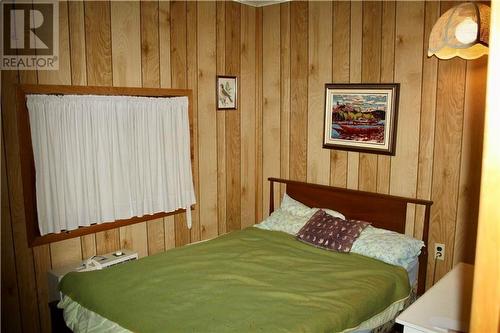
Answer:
[60,228,410,333]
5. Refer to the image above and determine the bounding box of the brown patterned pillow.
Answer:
[296,210,370,253]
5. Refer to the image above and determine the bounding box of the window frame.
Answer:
[17,84,194,247]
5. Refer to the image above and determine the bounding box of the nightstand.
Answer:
[396,263,474,333]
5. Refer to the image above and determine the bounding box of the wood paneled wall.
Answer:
[1,2,487,332]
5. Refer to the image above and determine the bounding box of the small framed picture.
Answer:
[217,75,237,110]
[323,83,400,155]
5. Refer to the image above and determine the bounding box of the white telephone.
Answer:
[78,256,104,272]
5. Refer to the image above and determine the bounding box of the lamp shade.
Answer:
[428,2,490,60]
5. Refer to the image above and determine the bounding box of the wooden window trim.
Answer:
[17,84,194,247]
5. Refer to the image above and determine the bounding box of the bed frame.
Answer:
[268,177,433,296]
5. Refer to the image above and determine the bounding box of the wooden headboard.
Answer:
[268,177,433,295]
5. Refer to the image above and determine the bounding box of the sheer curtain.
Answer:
[27,94,196,235]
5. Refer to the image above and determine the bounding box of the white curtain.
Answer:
[27,94,196,235]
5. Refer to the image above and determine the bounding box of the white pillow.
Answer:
[254,209,315,235]
[281,194,345,219]
[254,194,345,235]
[351,226,424,270]
[319,208,345,220]
[279,194,313,217]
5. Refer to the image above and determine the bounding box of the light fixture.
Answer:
[428,2,490,60]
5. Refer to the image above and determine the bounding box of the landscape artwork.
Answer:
[217,76,237,110]
[323,84,399,155]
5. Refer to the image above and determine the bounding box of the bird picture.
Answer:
[220,83,233,103]
[217,76,237,109]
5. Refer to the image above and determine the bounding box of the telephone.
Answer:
[78,256,104,272]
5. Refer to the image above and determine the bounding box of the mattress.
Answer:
[59,228,413,333]
[59,262,419,333]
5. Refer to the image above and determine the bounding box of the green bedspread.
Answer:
[60,227,410,333]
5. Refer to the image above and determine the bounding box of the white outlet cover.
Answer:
[435,243,445,261]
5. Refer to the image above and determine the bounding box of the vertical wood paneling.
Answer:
[1,107,22,333]
[453,57,487,264]
[141,1,160,88]
[255,8,264,221]
[225,2,242,231]
[358,1,382,192]
[159,1,172,89]
[262,5,281,216]
[429,2,468,283]
[431,56,467,279]
[307,1,332,186]
[347,1,362,190]
[279,3,290,200]
[111,1,142,87]
[416,1,439,245]
[216,1,227,235]
[68,1,87,87]
[241,5,257,227]
[170,1,191,246]
[158,1,175,250]
[32,245,51,333]
[330,1,350,188]
[187,1,201,243]
[84,1,112,87]
[198,2,218,239]
[38,1,71,85]
[391,2,425,238]
[416,1,440,256]
[289,1,308,182]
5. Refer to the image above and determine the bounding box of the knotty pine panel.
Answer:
[187,1,201,243]
[391,1,425,240]
[241,5,258,228]
[1,86,23,333]
[225,2,242,232]
[216,1,227,235]
[279,3,291,201]
[289,1,308,183]
[1,2,488,331]
[306,1,332,186]
[262,5,281,217]
[197,1,219,240]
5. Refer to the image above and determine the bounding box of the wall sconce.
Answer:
[428,2,490,60]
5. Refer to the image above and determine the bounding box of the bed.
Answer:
[58,178,432,333]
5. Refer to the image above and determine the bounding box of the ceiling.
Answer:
[235,0,290,8]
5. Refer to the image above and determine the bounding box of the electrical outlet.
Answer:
[434,243,445,261]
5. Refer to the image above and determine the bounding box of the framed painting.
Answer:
[217,75,237,110]
[323,83,400,155]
